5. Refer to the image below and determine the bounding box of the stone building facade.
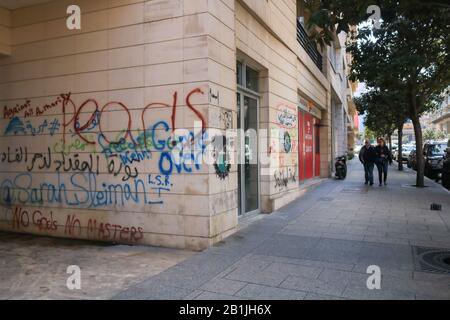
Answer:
[0,0,353,250]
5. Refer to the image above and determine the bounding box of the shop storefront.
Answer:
[298,98,322,182]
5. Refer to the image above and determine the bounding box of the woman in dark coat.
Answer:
[374,138,392,186]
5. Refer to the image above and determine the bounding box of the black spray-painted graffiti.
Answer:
[209,88,220,106]
[283,131,292,153]
[212,135,231,180]
[219,110,232,130]
[274,167,297,189]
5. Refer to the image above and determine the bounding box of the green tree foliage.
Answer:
[304,0,450,186]
[355,89,409,170]
[423,128,447,141]
[363,127,376,143]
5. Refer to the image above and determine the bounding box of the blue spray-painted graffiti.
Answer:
[0,172,172,208]
[1,88,210,211]
[4,117,60,136]
[150,120,207,175]
[4,117,25,135]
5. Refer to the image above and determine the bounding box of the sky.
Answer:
[354,82,367,133]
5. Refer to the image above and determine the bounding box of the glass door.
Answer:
[237,91,259,216]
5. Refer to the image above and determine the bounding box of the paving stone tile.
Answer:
[385,233,432,241]
[342,285,415,300]
[304,293,347,300]
[409,240,450,249]
[352,264,413,280]
[224,266,289,287]
[113,281,193,300]
[248,254,355,271]
[382,278,450,299]
[182,290,204,300]
[235,284,307,300]
[253,234,320,259]
[279,275,348,297]
[412,271,450,282]
[264,262,322,279]
[194,291,244,300]
[280,229,323,238]
[318,269,368,287]
[200,278,247,296]
[415,294,450,300]
[321,232,365,241]
[362,236,410,245]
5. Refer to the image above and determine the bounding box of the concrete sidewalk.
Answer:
[0,234,193,299]
[115,160,450,300]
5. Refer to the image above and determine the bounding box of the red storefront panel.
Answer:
[304,113,314,179]
[298,110,304,181]
[314,117,321,177]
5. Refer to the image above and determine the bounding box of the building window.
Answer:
[237,61,259,93]
[237,61,243,86]
[246,66,259,92]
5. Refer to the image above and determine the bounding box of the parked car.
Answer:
[399,144,415,163]
[423,142,447,179]
[392,144,398,153]
[392,146,398,161]
[441,139,450,189]
[408,149,417,169]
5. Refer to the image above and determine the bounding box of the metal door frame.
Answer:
[237,88,260,217]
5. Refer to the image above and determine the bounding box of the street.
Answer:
[1,160,450,300]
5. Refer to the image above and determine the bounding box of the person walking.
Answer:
[374,138,392,186]
[359,139,376,186]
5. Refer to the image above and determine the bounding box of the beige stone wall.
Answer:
[0,0,339,249]
[327,32,353,159]
[0,7,11,56]
[235,0,331,211]
[0,0,237,250]
[239,0,298,58]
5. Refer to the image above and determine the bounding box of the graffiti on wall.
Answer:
[219,110,233,130]
[4,206,144,243]
[274,167,297,189]
[283,131,292,153]
[212,135,232,180]
[271,103,298,190]
[277,108,297,129]
[0,88,210,210]
[4,117,61,136]
[209,88,220,106]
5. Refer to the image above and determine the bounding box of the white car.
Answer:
[400,145,415,162]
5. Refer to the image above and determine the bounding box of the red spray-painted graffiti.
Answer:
[11,206,57,231]
[141,88,206,149]
[65,215,144,242]
[9,207,144,243]
[3,88,207,147]
[56,88,206,146]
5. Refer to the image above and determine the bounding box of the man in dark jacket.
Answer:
[359,139,376,185]
[374,138,392,186]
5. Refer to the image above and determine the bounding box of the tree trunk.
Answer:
[411,115,425,187]
[397,125,403,171]
[388,135,392,151]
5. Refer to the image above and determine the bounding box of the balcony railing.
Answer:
[297,18,323,72]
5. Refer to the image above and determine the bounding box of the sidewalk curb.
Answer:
[400,164,450,195]
[425,176,450,195]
